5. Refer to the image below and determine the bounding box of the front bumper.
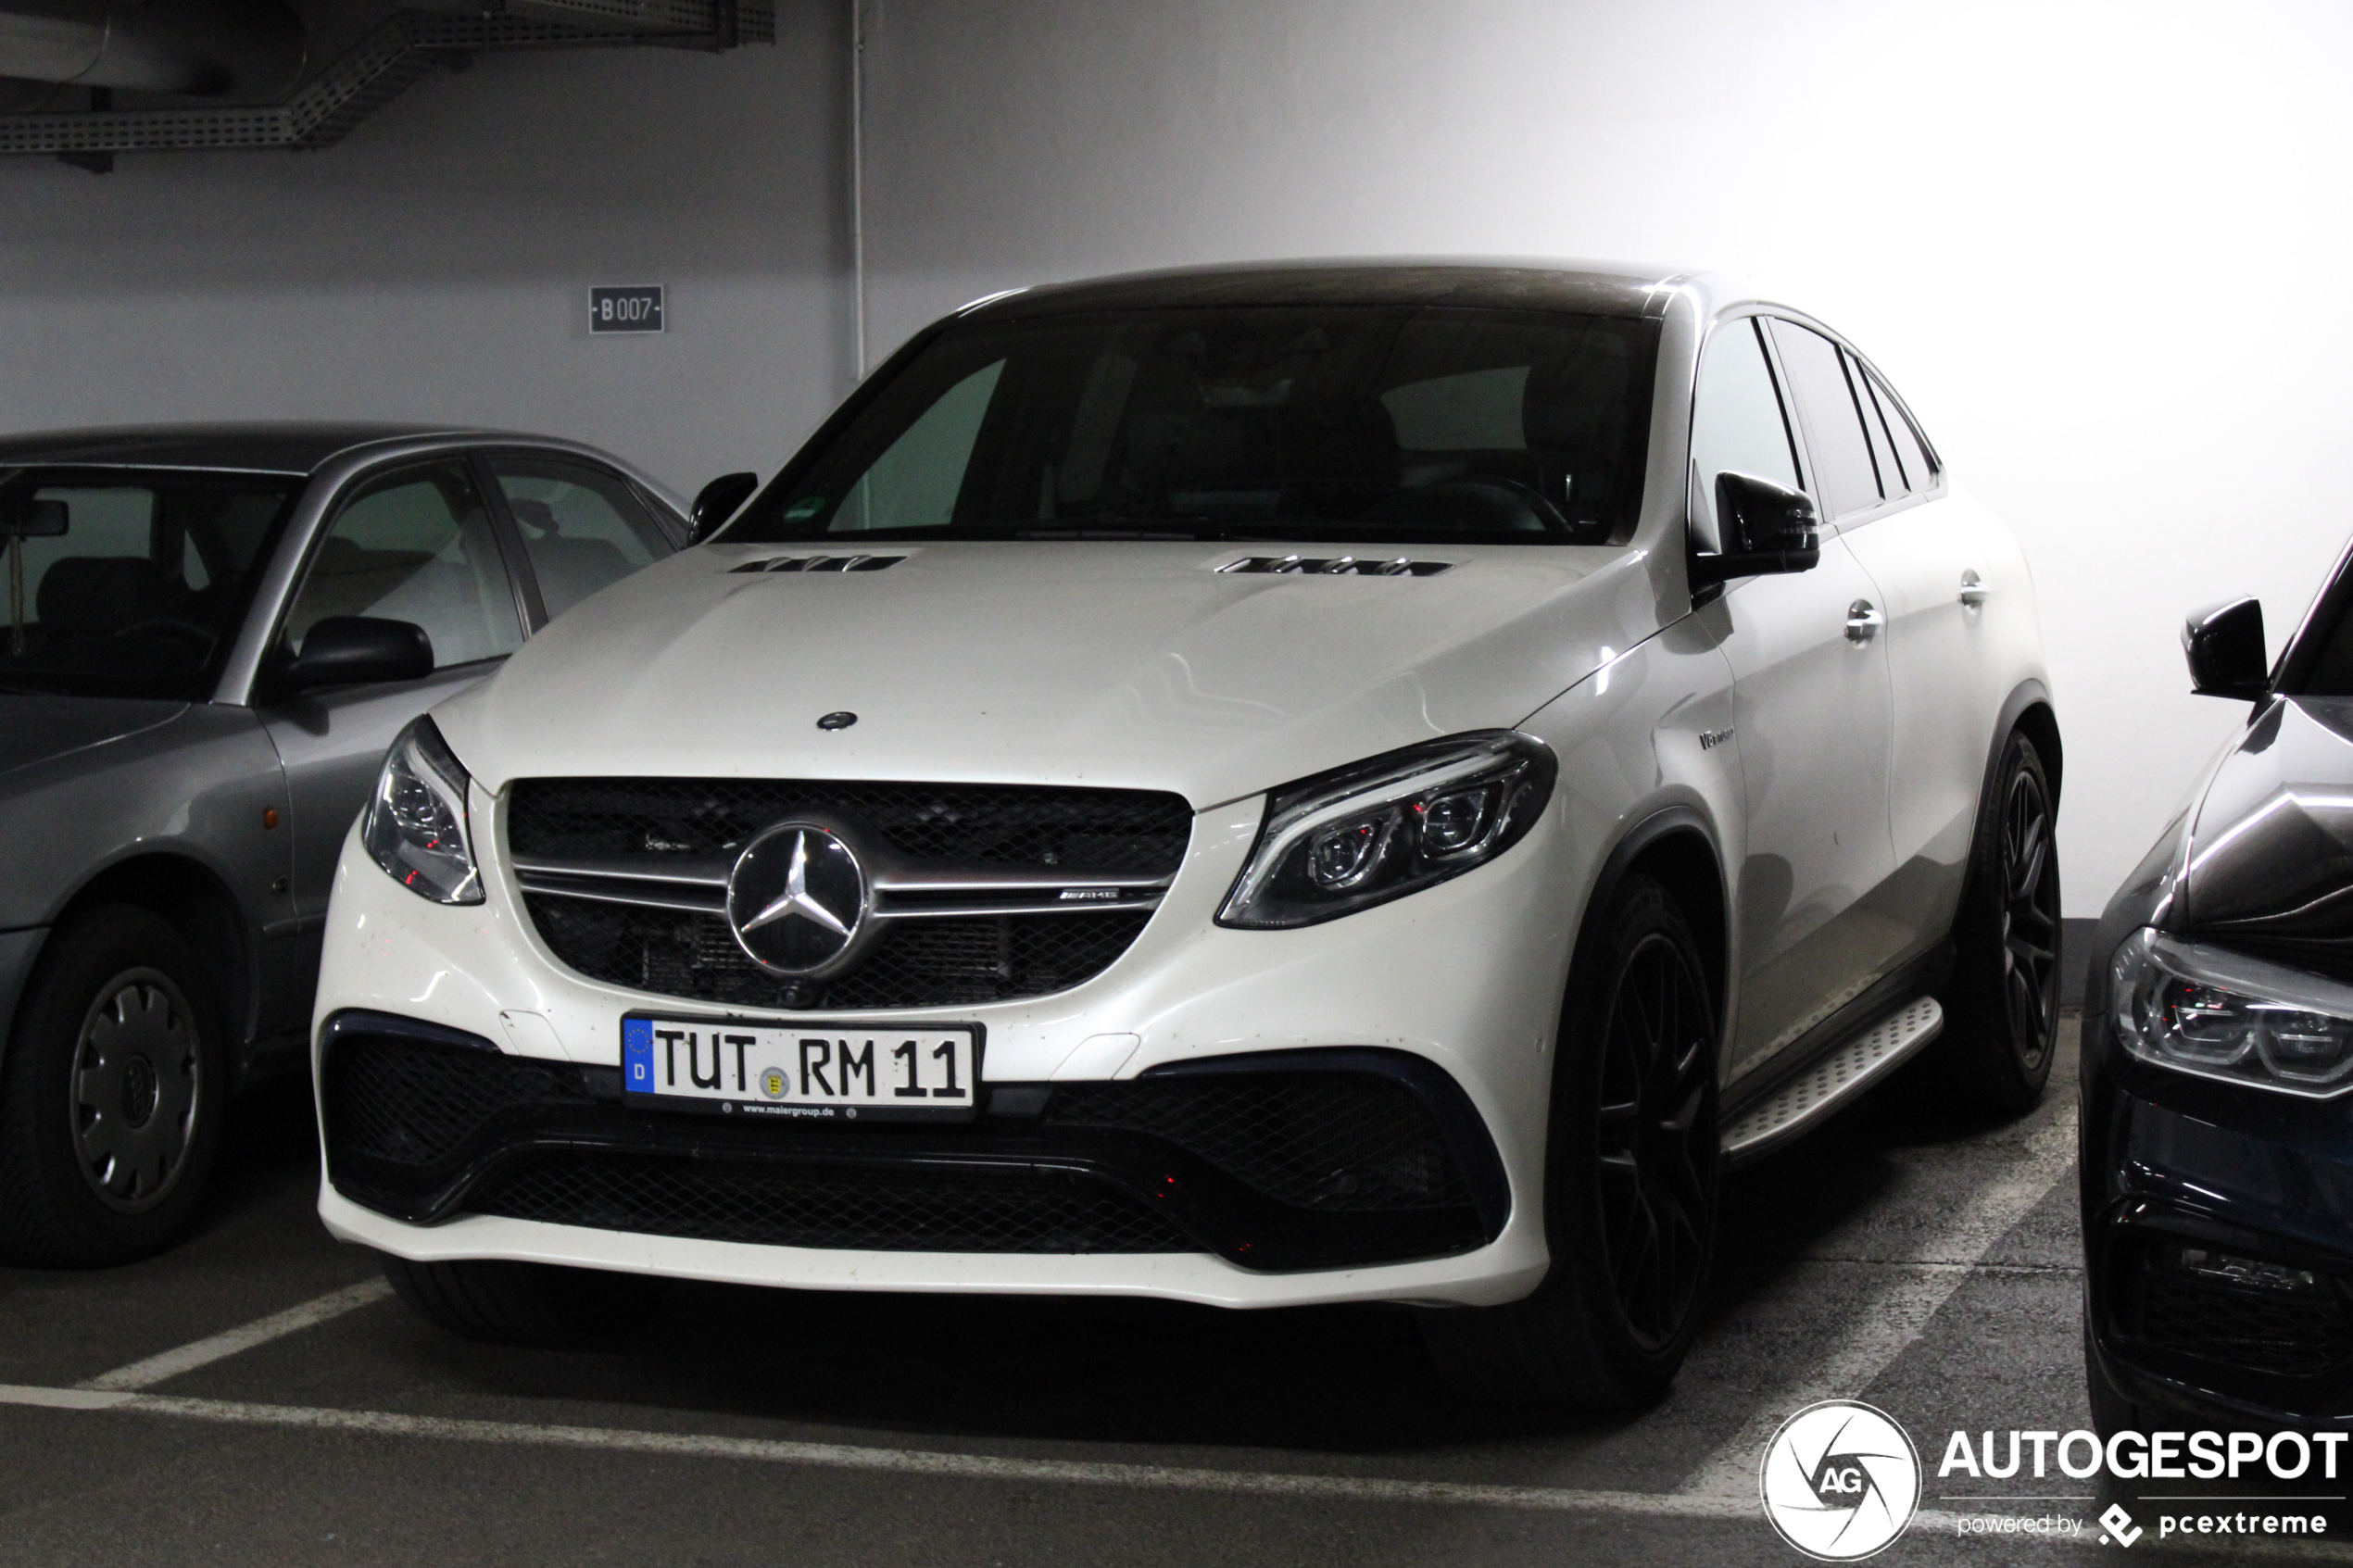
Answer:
[314,784,1574,1308]
[2082,1007,2353,1427]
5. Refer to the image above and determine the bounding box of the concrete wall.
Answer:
[10,0,2351,914]
[0,1,852,504]
[856,0,2353,914]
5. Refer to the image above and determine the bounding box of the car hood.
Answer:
[440,540,1661,807]
[0,693,188,781]
[2176,696,2353,972]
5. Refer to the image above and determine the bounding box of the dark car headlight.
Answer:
[2110,927,2353,1097]
[361,716,484,906]
[1217,731,1554,929]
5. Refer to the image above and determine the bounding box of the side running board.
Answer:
[1720,997,1944,1165]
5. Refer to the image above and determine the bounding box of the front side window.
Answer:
[0,468,299,700]
[1766,320,1882,521]
[736,306,1660,546]
[484,455,673,620]
[1688,318,1802,551]
[284,460,521,671]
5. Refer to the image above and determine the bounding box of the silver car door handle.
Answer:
[1959,570,1989,608]
[1845,600,1883,643]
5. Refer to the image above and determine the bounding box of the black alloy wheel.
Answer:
[1931,728,2061,1116]
[1595,924,1715,1352]
[0,906,227,1265]
[1996,759,2061,1078]
[1420,873,1719,1410]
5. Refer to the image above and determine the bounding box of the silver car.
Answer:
[0,423,696,1263]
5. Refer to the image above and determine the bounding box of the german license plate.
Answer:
[621,1016,980,1123]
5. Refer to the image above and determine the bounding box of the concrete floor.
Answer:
[0,1010,2340,1565]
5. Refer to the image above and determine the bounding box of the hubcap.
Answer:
[1997,765,2060,1075]
[69,970,202,1214]
[1594,932,1715,1351]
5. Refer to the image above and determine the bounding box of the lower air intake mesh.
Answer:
[466,1151,1200,1254]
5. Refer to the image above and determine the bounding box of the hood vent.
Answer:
[1216,555,1454,577]
[732,554,907,574]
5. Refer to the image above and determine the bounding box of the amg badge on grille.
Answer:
[724,822,871,977]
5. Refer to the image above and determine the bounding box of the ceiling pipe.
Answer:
[0,0,307,98]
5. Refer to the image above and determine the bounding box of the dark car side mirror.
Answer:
[689,472,759,544]
[2184,597,2268,700]
[1690,471,1822,590]
[278,617,434,696]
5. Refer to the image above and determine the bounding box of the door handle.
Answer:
[1959,570,1989,608]
[1845,600,1883,644]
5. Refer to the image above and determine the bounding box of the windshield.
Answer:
[0,467,301,700]
[733,306,1658,546]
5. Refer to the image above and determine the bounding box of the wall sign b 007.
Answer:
[589,286,664,334]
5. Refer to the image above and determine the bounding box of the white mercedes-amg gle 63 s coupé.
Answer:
[312,262,2059,1409]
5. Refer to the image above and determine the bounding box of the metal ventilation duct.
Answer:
[0,0,306,97]
[0,0,769,164]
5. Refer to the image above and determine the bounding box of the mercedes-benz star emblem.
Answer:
[725,822,869,977]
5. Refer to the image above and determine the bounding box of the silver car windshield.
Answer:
[0,467,300,701]
[736,306,1658,546]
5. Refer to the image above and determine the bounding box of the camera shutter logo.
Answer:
[1759,1400,1921,1561]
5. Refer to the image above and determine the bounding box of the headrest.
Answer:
[509,498,560,536]
[38,557,176,634]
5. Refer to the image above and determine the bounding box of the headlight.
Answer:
[2110,927,2353,1097]
[361,716,484,905]
[1217,731,1554,929]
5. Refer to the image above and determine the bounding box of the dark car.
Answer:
[2083,558,2353,1431]
[0,423,690,1264]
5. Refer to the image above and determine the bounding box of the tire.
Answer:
[381,1254,669,1347]
[1931,728,2061,1118]
[1420,873,1719,1410]
[0,905,227,1266]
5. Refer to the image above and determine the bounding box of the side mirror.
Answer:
[2,497,68,537]
[2184,597,2268,700]
[278,617,434,696]
[689,471,759,544]
[1690,471,1822,589]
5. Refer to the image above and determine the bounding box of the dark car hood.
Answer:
[0,693,188,779]
[2176,696,2353,974]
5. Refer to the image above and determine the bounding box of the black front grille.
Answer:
[1047,1074,1471,1211]
[508,777,1193,872]
[467,1151,1198,1254]
[507,777,1190,1011]
[523,896,1152,1011]
[2136,1270,2353,1378]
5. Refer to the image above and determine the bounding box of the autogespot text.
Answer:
[1940,1427,2348,1483]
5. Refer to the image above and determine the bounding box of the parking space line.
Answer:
[0,1382,2080,1548]
[79,1278,394,1392]
[1679,1100,2082,1499]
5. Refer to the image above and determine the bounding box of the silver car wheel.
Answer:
[69,969,204,1215]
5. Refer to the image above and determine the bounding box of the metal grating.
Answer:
[2137,1271,2353,1378]
[0,4,774,158]
[1046,1075,1469,1210]
[524,895,1151,1010]
[467,1150,1202,1253]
